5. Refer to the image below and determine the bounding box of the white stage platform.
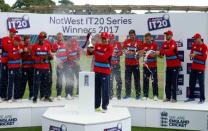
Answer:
[0,99,68,128]
[0,98,207,130]
[112,99,208,131]
[42,106,131,131]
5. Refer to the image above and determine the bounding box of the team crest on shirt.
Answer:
[13,48,15,50]
[98,46,101,50]
[37,48,40,50]
[200,48,202,51]
[164,45,167,48]
[172,45,175,48]
[194,46,196,49]
[45,47,47,50]
[104,48,107,52]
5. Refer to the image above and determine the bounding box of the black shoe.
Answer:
[33,98,37,103]
[123,95,130,99]
[184,98,195,102]
[45,98,53,102]
[136,96,141,100]
[163,98,170,102]
[198,99,205,104]
[117,96,121,100]
[171,99,177,103]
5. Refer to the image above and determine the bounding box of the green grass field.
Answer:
[2,55,185,131]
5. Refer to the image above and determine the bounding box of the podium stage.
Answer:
[0,98,207,130]
[42,105,131,131]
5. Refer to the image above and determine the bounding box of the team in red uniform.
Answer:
[32,32,53,103]
[142,33,158,101]
[87,32,113,113]
[185,33,207,104]
[123,30,143,99]
[7,35,23,102]
[1,27,207,105]
[109,34,123,100]
[156,30,181,102]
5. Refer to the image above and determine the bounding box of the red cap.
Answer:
[14,36,22,42]
[38,32,45,40]
[164,30,173,36]
[100,32,109,39]
[193,33,201,39]
[9,28,18,33]
[109,34,115,39]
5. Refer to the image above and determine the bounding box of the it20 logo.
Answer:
[7,15,30,30]
[147,14,171,31]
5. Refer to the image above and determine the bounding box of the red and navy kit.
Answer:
[188,42,207,101]
[123,39,143,66]
[93,43,114,75]
[32,43,52,69]
[67,43,82,95]
[52,41,68,64]
[52,41,69,97]
[7,43,23,69]
[0,37,11,99]
[159,39,181,67]
[67,45,81,67]
[21,43,34,99]
[123,39,142,99]
[44,39,53,98]
[111,41,123,65]
[7,40,23,100]
[32,41,53,101]
[109,41,123,99]
[22,44,33,68]
[142,42,158,68]
[92,42,113,110]
[142,42,158,98]
[190,43,207,71]
[159,39,181,101]
[1,36,15,63]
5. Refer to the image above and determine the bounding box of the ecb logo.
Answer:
[160,111,168,127]
[84,75,89,87]
[147,14,171,31]
[7,15,30,30]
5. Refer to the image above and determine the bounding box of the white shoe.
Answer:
[66,94,73,100]
[142,97,147,100]
[12,99,17,102]
[57,96,61,100]
[112,97,117,100]
[40,97,45,101]
[18,99,22,102]
[102,109,107,113]
[153,96,158,101]
[8,100,12,103]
